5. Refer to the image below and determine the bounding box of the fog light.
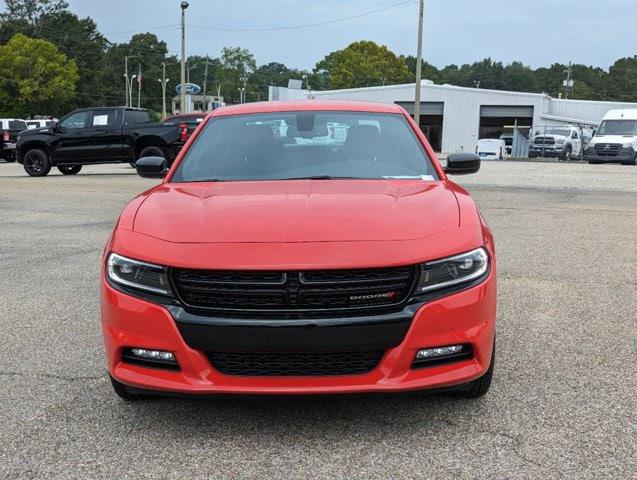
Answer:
[131,348,175,361]
[416,345,464,359]
[121,347,180,371]
[412,344,472,369]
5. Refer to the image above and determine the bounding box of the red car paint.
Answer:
[101,100,496,396]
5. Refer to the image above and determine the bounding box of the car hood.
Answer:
[590,135,635,145]
[132,180,460,243]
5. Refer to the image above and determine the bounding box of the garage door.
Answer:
[395,102,444,116]
[480,106,534,118]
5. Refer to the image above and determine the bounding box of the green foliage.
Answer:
[0,0,636,117]
[316,41,411,89]
[0,33,78,116]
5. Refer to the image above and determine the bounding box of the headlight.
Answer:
[555,138,565,145]
[623,142,634,148]
[106,253,172,296]
[416,248,489,293]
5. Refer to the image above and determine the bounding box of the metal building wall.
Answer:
[269,83,635,153]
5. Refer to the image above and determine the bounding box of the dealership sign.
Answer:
[175,83,202,95]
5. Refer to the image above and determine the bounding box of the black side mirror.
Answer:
[444,153,481,175]
[136,156,168,178]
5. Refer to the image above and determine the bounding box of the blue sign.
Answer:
[175,83,202,95]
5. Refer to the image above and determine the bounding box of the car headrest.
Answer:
[344,125,381,146]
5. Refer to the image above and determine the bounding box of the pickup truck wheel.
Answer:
[23,149,51,177]
[57,165,82,175]
[561,145,572,162]
[138,145,166,160]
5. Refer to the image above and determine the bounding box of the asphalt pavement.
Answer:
[0,160,635,479]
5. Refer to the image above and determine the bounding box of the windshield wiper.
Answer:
[189,178,226,183]
[277,175,359,180]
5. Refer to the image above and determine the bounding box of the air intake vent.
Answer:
[207,350,385,376]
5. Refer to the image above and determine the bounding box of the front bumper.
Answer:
[585,147,636,163]
[529,145,564,157]
[101,268,497,395]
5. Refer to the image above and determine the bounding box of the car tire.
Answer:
[138,145,167,161]
[3,152,16,162]
[588,160,602,165]
[109,375,158,401]
[57,165,82,175]
[23,149,51,177]
[561,145,572,162]
[458,340,495,399]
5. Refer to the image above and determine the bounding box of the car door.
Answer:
[52,111,89,163]
[82,109,123,162]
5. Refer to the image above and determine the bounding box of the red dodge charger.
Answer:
[101,100,496,400]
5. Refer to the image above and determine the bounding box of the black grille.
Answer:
[207,350,384,376]
[533,136,555,145]
[171,266,416,313]
[594,143,622,156]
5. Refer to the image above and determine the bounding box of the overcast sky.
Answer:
[14,0,637,69]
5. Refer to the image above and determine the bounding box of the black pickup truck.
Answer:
[16,107,185,176]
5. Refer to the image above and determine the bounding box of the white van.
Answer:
[586,109,637,165]
[476,139,507,160]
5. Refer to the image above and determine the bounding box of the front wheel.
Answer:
[561,145,572,162]
[23,149,51,177]
[57,165,82,175]
[138,145,167,161]
[458,341,495,398]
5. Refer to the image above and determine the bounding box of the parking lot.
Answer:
[0,160,635,478]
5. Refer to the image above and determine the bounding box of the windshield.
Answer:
[171,111,438,182]
[596,120,637,136]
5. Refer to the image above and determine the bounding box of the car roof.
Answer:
[603,109,637,121]
[210,100,405,117]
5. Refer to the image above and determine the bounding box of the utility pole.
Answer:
[124,55,138,107]
[180,1,189,113]
[563,61,574,99]
[203,56,209,111]
[158,62,169,119]
[413,0,424,126]
[137,63,142,109]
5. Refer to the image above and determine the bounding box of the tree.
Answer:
[0,33,78,116]
[607,56,637,102]
[0,0,68,25]
[403,56,441,84]
[220,47,256,103]
[316,41,411,89]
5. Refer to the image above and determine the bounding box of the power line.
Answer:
[188,0,415,32]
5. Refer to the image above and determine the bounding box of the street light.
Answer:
[130,74,138,108]
[180,1,189,113]
[158,77,170,120]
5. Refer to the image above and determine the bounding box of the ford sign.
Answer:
[175,83,202,95]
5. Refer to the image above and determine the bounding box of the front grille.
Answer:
[207,350,384,376]
[533,136,555,145]
[171,266,417,314]
[594,143,622,156]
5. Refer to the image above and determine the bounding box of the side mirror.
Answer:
[444,153,481,175]
[136,156,168,178]
[55,123,66,134]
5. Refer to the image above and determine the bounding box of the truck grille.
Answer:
[207,350,385,376]
[171,266,417,314]
[594,143,622,156]
[533,136,555,145]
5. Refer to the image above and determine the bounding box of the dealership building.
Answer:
[269,81,637,153]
